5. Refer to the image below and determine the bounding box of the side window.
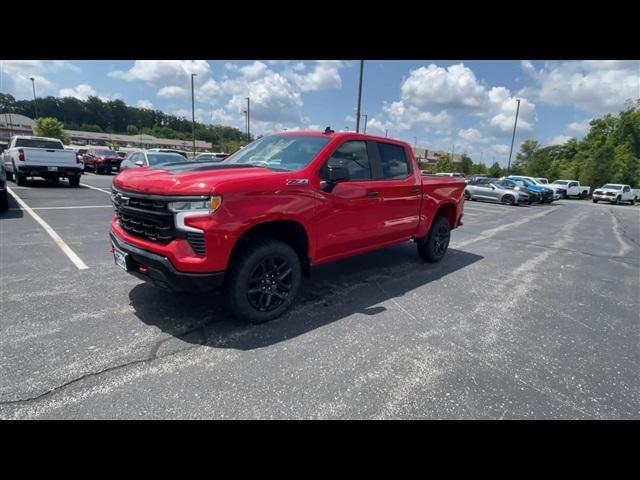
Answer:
[624,186,630,192]
[569,182,578,187]
[377,142,410,179]
[324,141,371,181]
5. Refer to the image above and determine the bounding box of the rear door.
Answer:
[368,141,421,243]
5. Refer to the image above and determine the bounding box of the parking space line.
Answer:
[80,183,111,194]
[6,187,89,270]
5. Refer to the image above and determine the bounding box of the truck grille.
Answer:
[112,188,175,244]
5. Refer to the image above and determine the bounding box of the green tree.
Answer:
[126,125,139,135]
[488,162,503,178]
[34,117,70,144]
[459,154,473,175]
[433,154,453,173]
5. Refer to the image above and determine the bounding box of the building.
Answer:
[413,147,463,166]
[0,113,211,152]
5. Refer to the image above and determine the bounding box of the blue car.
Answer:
[506,176,554,203]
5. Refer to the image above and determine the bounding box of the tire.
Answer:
[630,198,635,206]
[580,191,588,200]
[0,188,8,212]
[417,216,451,263]
[502,194,516,206]
[5,169,13,181]
[95,165,101,175]
[15,172,27,187]
[593,199,598,203]
[613,196,620,205]
[224,239,301,324]
[69,176,80,188]
[464,190,471,201]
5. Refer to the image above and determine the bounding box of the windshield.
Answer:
[601,184,622,190]
[147,153,186,166]
[95,150,118,156]
[536,178,548,184]
[222,135,331,171]
[552,180,569,185]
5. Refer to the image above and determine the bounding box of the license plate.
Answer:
[112,245,128,271]
[47,166,58,172]
[112,166,118,171]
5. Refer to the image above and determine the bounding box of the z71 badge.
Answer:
[286,179,309,186]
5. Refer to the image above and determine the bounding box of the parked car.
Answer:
[500,178,543,203]
[0,159,8,211]
[2,135,82,187]
[195,152,229,162]
[119,151,188,170]
[549,179,591,199]
[592,184,636,205]
[507,175,556,202]
[83,148,124,175]
[109,131,465,323]
[504,176,553,203]
[434,172,466,178]
[146,148,189,159]
[116,151,127,158]
[465,180,531,205]
[535,177,549,184]
[467,176,499,186]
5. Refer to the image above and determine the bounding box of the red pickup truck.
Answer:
[110,131,465,323]
[83,148,123,174]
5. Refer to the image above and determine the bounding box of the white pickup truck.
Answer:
[2,136,82,187]
[548,179,591,199]
[592,184,636,205]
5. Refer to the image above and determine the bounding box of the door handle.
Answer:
[366,191,379,197]
[410,188,420,194]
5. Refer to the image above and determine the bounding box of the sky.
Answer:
[1,60,639,166]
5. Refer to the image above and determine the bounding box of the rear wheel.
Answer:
[593,199,598,203]
[69,176,80,188]
[15,172,27,186]
[225,239,301,324]
[5,169,13,181]
[0,188,8,211]
[630,198,635,205]
[417,216,451,263]
[580,191,588,200]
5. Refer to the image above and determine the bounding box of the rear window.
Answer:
[94,150,118,156]
[377,142,410,179]
[15,138,63,149]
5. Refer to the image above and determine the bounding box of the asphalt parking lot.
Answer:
[1,174,639,419]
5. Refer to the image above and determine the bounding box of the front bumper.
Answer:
[17,165,83,177]
[109,231,225,292]
[593,194,617,202]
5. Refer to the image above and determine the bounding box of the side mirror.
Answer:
[135,160,144,167]
[321,165,350,192]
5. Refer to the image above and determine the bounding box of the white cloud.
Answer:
[484,87,536,134]
[59,84,98,100]
[520,60,640,114]
[109,60,211,84]
[49,61,81,73]
[491,144,510,154]
[0,60,54,97]
[137,99,154,109]
[567,119,591,136]
[157,86,189,98]
[383,101,452,132]
[289,61,343,92]
[240,61,268,80]
[549,135,572,146]
[400,63,486,109]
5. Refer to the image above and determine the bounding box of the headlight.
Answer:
[168,196,222,214]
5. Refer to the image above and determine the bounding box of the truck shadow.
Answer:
[129,244,483,351]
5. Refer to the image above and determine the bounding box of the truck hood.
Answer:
[594,188,622,194]
[113,163,280,195]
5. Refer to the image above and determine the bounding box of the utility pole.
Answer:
[191,73,197,156]
[243,110,248,142]
[355,60,364,133]
[246,97,250,142]
[30,77,38,119]
[362,114,368,133]
[507,98,521,174]
[414,136,417,149]
[385,128,388,137]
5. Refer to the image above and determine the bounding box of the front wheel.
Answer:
[593,199,598,203]
[417,216,451,263]
[224,239,301,324]
[502,194,516,206]
[613,196,620,205]
[580,191,588,200]
[464,190,471,201]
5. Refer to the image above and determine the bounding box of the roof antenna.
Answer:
[323,126,334,134]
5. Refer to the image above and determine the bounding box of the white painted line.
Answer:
[9,205,113,211]
[6,187,89,270]
[80,183,111,194]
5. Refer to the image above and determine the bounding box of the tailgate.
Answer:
[21,148,77,167]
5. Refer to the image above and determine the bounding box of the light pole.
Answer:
[385,128,388,137]
[414,136,417,149]
[507,98,521,174]
[246,97,250,142]
[243,110,248,143]
[30,76,38,119]
[355,60,364,132]
[362,114,368,133]
[191,73,197,155]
